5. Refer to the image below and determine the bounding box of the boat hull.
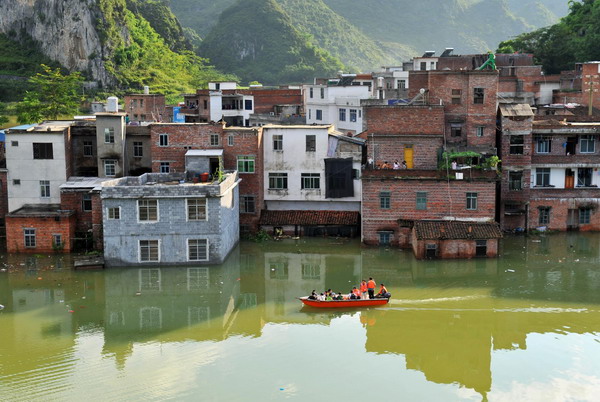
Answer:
[299,297,389,308]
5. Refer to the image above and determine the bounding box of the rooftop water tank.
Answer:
[144,86,149,95]
[106,96,119,113]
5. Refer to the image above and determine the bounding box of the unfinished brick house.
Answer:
[149,122,263,232]
[124,92,166,124]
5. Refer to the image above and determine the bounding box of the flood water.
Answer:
[1,233,600,401]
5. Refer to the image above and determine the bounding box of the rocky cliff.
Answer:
[0,0,115,86]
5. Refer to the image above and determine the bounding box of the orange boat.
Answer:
[299,296,390,308]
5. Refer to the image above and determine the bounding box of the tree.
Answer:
[16,64,83,123]
[0,103,9,126]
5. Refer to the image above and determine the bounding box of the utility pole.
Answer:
[584,74,599,116]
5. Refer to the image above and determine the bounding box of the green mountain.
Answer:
[198,0,344,85]
[497,0,600,74]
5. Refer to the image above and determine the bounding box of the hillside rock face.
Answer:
[0,0,115,86]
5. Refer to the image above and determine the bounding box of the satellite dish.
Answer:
[419,88,425,95]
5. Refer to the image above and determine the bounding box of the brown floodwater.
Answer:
[1,233,599,401]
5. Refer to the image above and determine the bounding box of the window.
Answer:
[535,136,551,153]
[509,135,524,155]
[579,208,592,224]
[52,234,62,248]
[473,88,484,104]
[24,229,36,248]
[450,124,462,137]
[577,168,593,187]
[83,141,93,157]
[539,207,550,225]
[308,109,311,120]
[536,168,551,186]
[309,87,313,98]
[509,171,523,191]
[269,173,288,189]
[82,194,92,211]
[33,143,53,159]
[228,135,234,146]
[398,79,406,89]
[244,99,253,110]
[210,133,220,146]
[40,180,50,198]
[339,108,346,121]
[580,135,596,153]
[138,199,158,222]
[416,192,427,210]
[426,243,437,258]
[237,156,255,173]
[139,240,159,262]
[203,100,208,109]
[13,179,20,185]
[159,162,170,173]
[188,239,208,261]
[133,142,143,157]
[316,109,322,121]
[11,141,18,147]
[104,127,115,143]
[476,126,485,137]
[108,207,120,220]
[306,135,316,152]
[241,196,256,213]
[320,87,324,99]
[466,192,478,210]
[420,61,427,70]
[380,191,391,209]
[451,89,461,104]
[159,133,168,147]
[475,240,487,257]
[187,198,207,221]
[349,109,357,122]
[104,160,116,176]
[378,232,391,245]
[301,173,320,189]
[273,135,283,151]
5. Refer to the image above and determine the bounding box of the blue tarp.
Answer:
[0,124,36,142]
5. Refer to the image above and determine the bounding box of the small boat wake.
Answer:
[388,295,486,305]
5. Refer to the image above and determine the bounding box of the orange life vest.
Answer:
[367,280,376,289]
[360,283,367,292]
[352,288,361,297]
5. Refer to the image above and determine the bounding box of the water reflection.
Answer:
[1,234,600,400]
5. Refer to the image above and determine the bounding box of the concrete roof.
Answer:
[60,177,108,191]
[185,149,224,157]
[499,104,534,117]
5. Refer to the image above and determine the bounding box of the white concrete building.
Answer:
[262,125,363,211]
[5,121,71,212]
[413,51,438,71]
[304,80,371,135]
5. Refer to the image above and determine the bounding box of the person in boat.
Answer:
[325,293,333,301]
[360,280,368,300]
[350,287,360,299]
[317,293,325,301]
[335,292,344,301]
[367,277,377,299]
[308,290,318,300]
[377,283,391,298]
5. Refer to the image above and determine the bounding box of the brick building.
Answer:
[124,92,166,124]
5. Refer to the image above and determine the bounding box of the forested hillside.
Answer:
[497,0,600,74]
[199,0,344,85]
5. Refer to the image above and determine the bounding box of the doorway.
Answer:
[565,168,575,188]
[404,145,414,169]
[567,209,579,230]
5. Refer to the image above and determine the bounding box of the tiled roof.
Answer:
[414,220,502,240]
[260,210,359,226]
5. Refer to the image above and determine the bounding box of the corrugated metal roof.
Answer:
[260,210,359,226]
[414,220,502,240]
[499,104,534,117]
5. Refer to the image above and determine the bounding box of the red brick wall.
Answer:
[91,193,103,250]
[249,89,302,114]
[581,63,600,110]
[412,238,498,259]
[0,170,7,239]
[6,214,76,253]
[366,135,443,169]
[553,90,583,105]
[362,178,496,246]
[364,105,445,135]
[529,198,600,231]
[60,191,93,232]
[124,95,167,122]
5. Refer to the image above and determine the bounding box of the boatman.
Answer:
[367,277,376,299]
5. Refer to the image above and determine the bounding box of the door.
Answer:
[567,209,578,230]
[565,169,575,188]
[404,145,414,169]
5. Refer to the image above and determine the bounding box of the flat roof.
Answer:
[60,177,108,191]
[185,149,224,157]
[262,124,332,129]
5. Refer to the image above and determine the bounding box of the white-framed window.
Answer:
[398,79,406,89]
[104,127,115,143]
[104,160,116,176]
[138,199,158,222]
[83,140,93,157]
[536,168,551,187]
[301,173,320,189]
[159,162,170,173]
[188,239,209,261]
[339,108,346,121]
[159,133,168,147]
[187,198,207,221]
[24,228,36,248]
[350,109,357,122]
[40,180,50,198]
[269,173,288,189]
[237,156,255,173]
[228,135,234,146]
[139,240,160,262]
[210,133,220,146]
[466,192,478,210]
[580,135,596,153]
[82,194,92,211]
[241,195,256,213]
[273,135,283,151]
[133,141,143,157]
[107,207,120,220]
[535,136,551,153]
